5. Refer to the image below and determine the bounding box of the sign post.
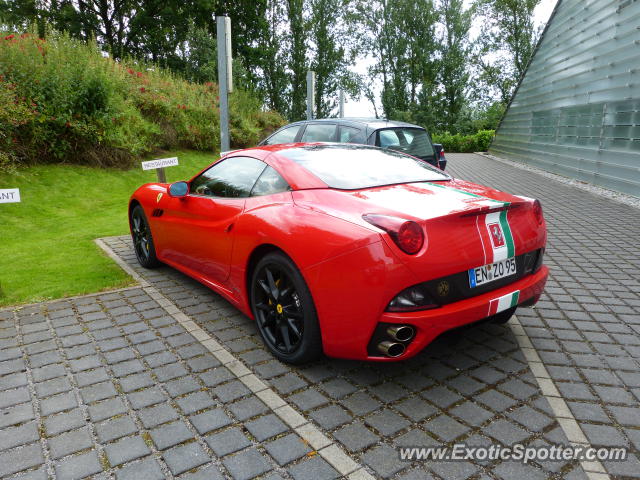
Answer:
[0,188,20,299]
[339,90,345,118]
[0,188,20,203]
[217,15,232,153]
[306,70,316,120]
[141,157,179,183]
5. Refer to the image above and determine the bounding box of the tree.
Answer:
[354,0,438,120]
[180,23,217,84]
[258,0,289,114]
[434,0,474,132]
[308,0,355,118]
[286,0,307,120]
[476,0,541,104]
[200,0,271,92]
[1,0,87,38]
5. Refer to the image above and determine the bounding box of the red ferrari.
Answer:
[129,144,548,363]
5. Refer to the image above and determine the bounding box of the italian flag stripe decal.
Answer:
[488,290,520,316]
[500,209,515,258]
[484,210,515,263]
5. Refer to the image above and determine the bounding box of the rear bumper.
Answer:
[363,265,548,361]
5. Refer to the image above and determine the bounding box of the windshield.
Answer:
[280,144,450,190]
[376,127,435,159]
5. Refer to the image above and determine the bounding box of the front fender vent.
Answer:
[151,209,163,217]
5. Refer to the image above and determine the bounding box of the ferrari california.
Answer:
[129,143,548,364]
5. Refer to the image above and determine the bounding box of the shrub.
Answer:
[474,130,495,151]
[0,79,35,172]
[432,130,495,153]
[0,31,285,171]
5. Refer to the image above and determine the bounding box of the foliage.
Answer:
[433,0,474,132]
[286,0,307,121]
[432,129,495,152]
[0,150,214,306]
[352,0,482,134]
[258,0,289,115]
[474,0,541,104]
[0,78,33,172]
[471,101,506,131]
[0,0,545,141]
[0,31,285,170]
[180,24,218,85]
[440,101,506,135]
[309,0,353,118]
[354,0,439,121]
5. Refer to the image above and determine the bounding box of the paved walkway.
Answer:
[0,153,638,479]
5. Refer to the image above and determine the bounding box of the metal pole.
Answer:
[156,168,166,183]
[216,15,231,152]
[306,71,315,120]
[339,90,345,118]
[225,16,233,93]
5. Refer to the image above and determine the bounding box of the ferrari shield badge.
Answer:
[487,223,505,248]
[157,192,163,203]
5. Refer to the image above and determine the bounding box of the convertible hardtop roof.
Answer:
[222,142,447,192]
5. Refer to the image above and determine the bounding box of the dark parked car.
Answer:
[259,118,447,170]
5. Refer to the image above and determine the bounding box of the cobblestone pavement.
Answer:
[1,287,342,480]
[0,153,638,479]
[449,154,640,479]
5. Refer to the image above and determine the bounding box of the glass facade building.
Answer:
[491,0,640,197]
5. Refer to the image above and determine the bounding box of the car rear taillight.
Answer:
[438,148,445,170]
[363,214,425,254]
[533,199,544,225]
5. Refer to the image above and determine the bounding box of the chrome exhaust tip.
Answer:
[386,325,415,342]
[377,341,405,358]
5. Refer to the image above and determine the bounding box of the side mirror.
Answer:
[168,181,188,198]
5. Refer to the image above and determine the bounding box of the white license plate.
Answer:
[469,257,517,288]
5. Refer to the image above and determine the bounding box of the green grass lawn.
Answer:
[0,150,217,307]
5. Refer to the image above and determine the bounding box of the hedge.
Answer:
[432,130,495,153]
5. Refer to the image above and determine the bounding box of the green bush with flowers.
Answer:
[0,31,285,170]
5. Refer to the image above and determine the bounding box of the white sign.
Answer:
[141,157,179,171]
[0,188,20,203]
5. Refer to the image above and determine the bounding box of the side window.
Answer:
[338,126,361,143]
[301,124,337,142]
[250,166,290,196]
[378,130,401,148]
[264,125,300,145]
[191,156,266,198]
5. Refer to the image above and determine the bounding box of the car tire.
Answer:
[250,252,322,364]
[491,306,517,325]
[130,205,161,269]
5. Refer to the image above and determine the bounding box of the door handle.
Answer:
[225,223,234,233]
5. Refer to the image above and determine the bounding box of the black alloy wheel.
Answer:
[130,205,161,268]
[251,252,322,364]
